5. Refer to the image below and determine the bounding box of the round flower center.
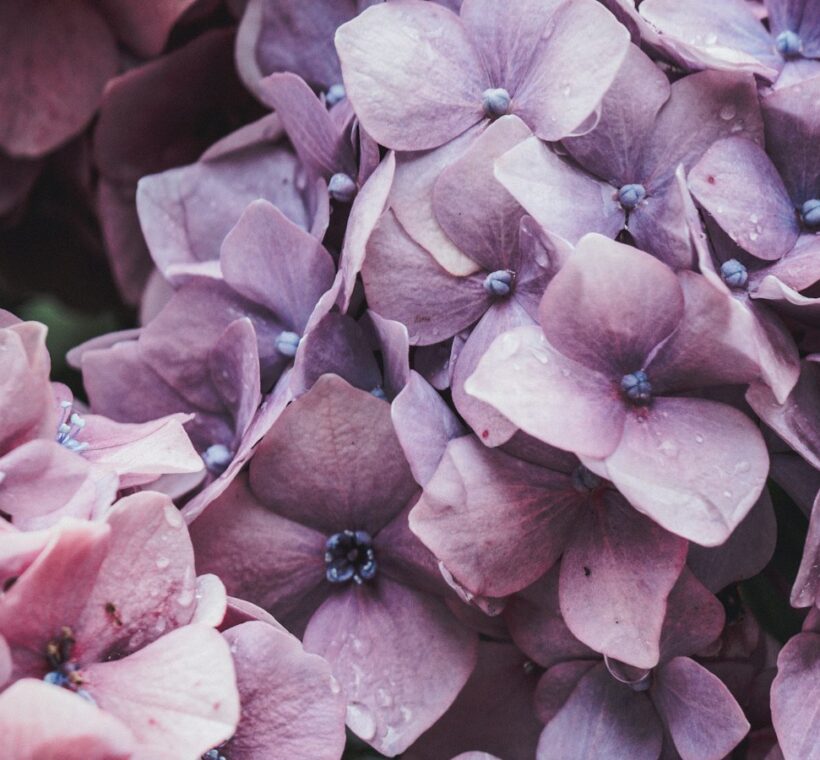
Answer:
[483,269,515,297]
[801,199,820,228]
[571,465,602,493]
[275,331,301,358]
[324,530,377,585]
[328,172,357,203]
[775,30,803,58]
[620,371,652,404]
[56,401,88,453]
[43,627,94,703]
[481,88,511,119]
[617,183,646,210]
[202,444,233,475]
[719,258,748,289]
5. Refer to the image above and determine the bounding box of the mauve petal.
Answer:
[405,640,542,760]
[536,664,663,760]
[450,301,533,447]
[391,371,466,488]
[390,125,483,276]
[689,138,799,260]
[249,376,416,535]
[539,235,683,376]
[515,0,630,141]
[0,679,135,759]
[605,397,768,546]
[638,0,779,79]
[652,657,750,760]
[771,632,820,760]
[362,211,490,345]
[74,492,197,661]
[658,568,725,662]
[639,71,764,191]
[466,325,626,459]
[752,234,820,295]
[338,150,396,310]
[97,0,197,57]
[84,625,239,758]
[746,358,820,470]
[792,489,820,607]
[563,44,670,185]
[410,436,578,598]
[303,579,477,756]
[534,660,598,725]
[560,490,687,669]
[688,488,777,593]
[0,0,117,157]
[189,474,327,629]
[222,622,346,760]
[220,199,335,330]
[260,72,356,177]
[367,311,411,397]
[0,152,41,216]
[495,136,623,245]
[336,1,488,151]
[433,115,529,271]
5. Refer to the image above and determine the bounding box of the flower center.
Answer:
[801,199,820,228]
[55,401,88,453]
[481,88,511,119]
[275,331,301,358]
[571,465,602,493]
[328,172,357,203]
[202,444,233,475]
[325,83,346,107]
[324,530,377,585]
[719,258,748,289]
[43,627,94,703]
[202,749,229,760]
[775,30,803,58]
[620,371,652,404]
[617,183,646,211]
[483,269,515,297]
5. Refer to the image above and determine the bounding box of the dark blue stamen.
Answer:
[481,88,511,118]
[801,199,820,228]
[618,184,646,210]
[483,270,514,297]
[202,750,228,760]
[572,465,601,493]
[620,371,652,404]
[325,530,377,585]
[328,173,357,203]
[775,30,803,58]
[720,258,748,289]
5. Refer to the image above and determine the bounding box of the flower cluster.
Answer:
[1,1,819,758]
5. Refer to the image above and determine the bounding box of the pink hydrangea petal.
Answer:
[303,578,478,756]
[658,569,725,661]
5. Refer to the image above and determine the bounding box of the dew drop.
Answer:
[695,434,704,444]
[734,460,751,474]
[352,637,372,656]
[347,702,377,741]
[163,504,183,528]
[399,706,413,723]
[723,489,733,499]
[330,678,342,695]
[155,556,170,570]
[658,440,679,458]
[376,688,394,707]
[719,105,736,121]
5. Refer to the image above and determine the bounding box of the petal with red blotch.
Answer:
[335,1,488,150]
[560,490,687,669]
[605,397,768,546]
[303,578,477,756]
[771,632,820,760]
[250,375,418,535]
[536,663,663,760]
[466,325,625,459]
[0,0,118,157]
[222,621,346,760]
[652,657,749,760]
[410,436,579,598]
[83,624,239,758]
[0,678,135,759]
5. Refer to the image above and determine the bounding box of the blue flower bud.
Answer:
[325,83,346,107]
[801,199,820,228]
[617,183,646,210]
[275,331,301,358]
[620,371,652,404]
[202,444,232,475]
[324,529,377,585]
[328,173,357,203]
[775,30,803,58]
[483,269,514,297]
[720,258,748,289]
[481,88,511,118]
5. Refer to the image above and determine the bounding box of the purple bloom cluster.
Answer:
[1,0,819,758]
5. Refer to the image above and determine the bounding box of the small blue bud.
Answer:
[483,269,514,297]
[481,87,511,118]
[775,30,803,58]
[325,83,346,107]
[617,183,647,210]
[370,386,387,401]
[801,199,820,228]
[275,331,301,358]
[620,371,652,404]
[572,465,602,493]
[328,173,357,203]
[720,258,749,289]
[324,529,377,585]
[44,670,70,687]
[202,444,232,475]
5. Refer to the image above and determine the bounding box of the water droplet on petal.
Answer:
[347,702,377,741]
[695,434,704,444]
[734,460,750,474]
[723,489,733,499]
[658,440,678,458]
[155,556,170,570]
[719,105,736,121]
[163,504,183,528]
[351,637,372,656]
